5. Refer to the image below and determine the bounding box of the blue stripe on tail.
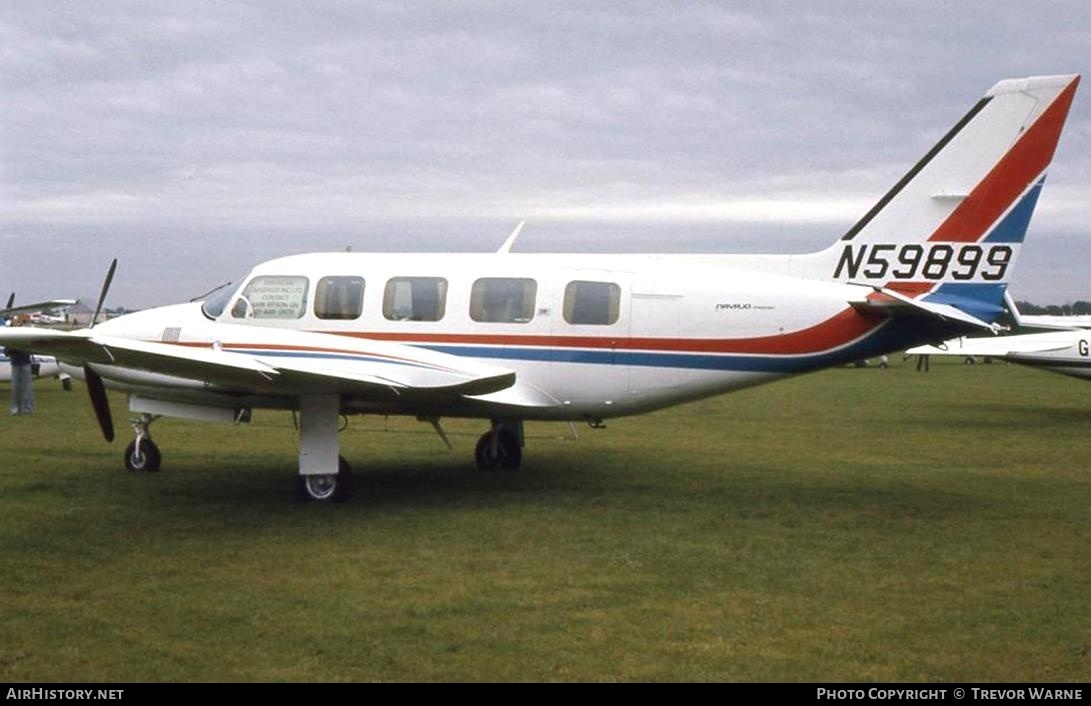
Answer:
[984,178,1044,243]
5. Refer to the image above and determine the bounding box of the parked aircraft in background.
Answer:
[906,292,1091,377]
[1,295,76,326]
[1,295,76,388]
[908,330,1091,381]
[0,74,1081,501]
[0,353,71,388]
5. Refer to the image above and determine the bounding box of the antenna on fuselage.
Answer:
[496,220,526,254]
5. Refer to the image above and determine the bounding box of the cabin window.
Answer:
[563,280,621,325]
[231,275,309,320]
[314,276,365,320]
[383,277,447,321]
[470,278,537,323]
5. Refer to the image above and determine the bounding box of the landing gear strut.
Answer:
[124,413,162,472]
[295,395,353,502]
[475,419,523,471]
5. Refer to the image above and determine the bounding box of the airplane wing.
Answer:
[0,326,515,400]
[906,331,1084,357]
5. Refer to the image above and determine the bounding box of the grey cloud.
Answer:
[2,1,1090,308]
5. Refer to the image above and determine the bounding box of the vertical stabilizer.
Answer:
[808,74,1079,322]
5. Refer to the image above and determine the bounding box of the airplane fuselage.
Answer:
[79,251,943,422]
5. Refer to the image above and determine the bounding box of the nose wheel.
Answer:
[124,438,162,472]
[124,413,162,472]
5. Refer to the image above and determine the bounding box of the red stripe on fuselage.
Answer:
[929,77,1079,243]
[322,308,885,357]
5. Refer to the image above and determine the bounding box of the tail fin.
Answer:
[814,74,1079,321]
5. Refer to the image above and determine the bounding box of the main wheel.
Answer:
[475,429,522,471]
[297,456,354,502]
[124,439,161,472]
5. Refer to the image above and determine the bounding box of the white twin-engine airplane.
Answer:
[0,74,1081,502]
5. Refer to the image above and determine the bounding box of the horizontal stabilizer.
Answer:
[851,285,1002,333]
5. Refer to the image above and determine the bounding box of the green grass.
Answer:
[1,358,1089,681]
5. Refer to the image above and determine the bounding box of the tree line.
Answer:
[1014,300,1091,316]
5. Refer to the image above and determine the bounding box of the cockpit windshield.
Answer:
[200,282,239,320]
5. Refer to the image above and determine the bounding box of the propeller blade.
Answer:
[84,365,114,443]
[91,259,117,328]
[4,293,13,310]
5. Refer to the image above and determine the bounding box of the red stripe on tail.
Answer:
[929,77,1079,243]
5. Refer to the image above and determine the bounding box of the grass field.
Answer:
[1,357,1089,682]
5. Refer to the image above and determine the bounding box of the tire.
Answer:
[297,456,354,502]
[124,439,161,472]
[475,429,522,471]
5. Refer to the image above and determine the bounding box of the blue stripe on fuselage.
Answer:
[416,319,959,374]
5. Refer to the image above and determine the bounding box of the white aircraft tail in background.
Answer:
[1004,291,1091,330]
[0,74,1081,502]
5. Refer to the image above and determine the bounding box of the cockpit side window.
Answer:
[231,275,309,320]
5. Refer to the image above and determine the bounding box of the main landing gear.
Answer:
[475,419,523,471]
[295,395,353,503]
[124,413,162,472]
[114,401,526,502]
[296,455,354,503]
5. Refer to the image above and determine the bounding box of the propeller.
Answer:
[84,365,115,442]
[85,259,118,443]
[91,259,117,328]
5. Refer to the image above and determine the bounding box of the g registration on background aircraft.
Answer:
[0,74,1080,502]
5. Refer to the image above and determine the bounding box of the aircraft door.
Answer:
[628,288,683,399]
[549,272,629,413]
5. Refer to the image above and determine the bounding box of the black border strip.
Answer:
[841,95,994,241]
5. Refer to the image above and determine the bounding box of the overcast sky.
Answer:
[2,1,1090,308]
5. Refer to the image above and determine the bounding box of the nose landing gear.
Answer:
[124,414,162,472]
